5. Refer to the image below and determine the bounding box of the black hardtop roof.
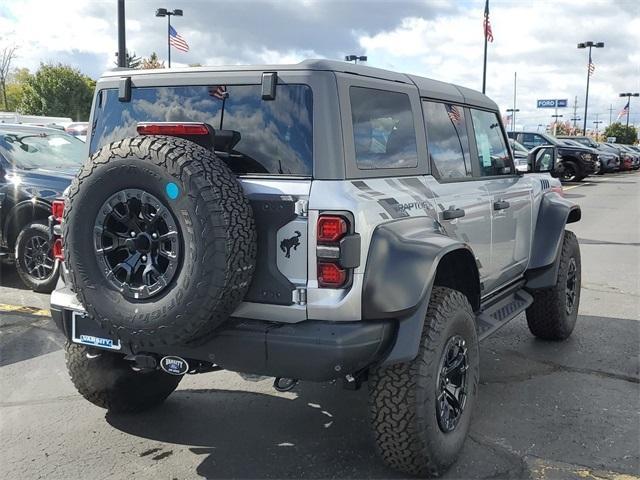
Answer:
[103,59,498,111]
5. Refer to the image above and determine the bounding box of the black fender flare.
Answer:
[3,198,52,247]
[525,192,581,289]
[362,216,480,366]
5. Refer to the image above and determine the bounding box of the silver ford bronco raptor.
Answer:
[50,60,581,477]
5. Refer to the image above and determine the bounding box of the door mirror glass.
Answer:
[528,145,557,174]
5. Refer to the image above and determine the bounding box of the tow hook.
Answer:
[274,377,298,392]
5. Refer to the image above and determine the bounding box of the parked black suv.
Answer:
[508,131,597,181]
[0,124,84,291]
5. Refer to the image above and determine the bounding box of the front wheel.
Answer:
[526,231,581,340]
[15,222,59,293]
[560,161,580,182]
[368,287,479,477]
[65,342,182,413]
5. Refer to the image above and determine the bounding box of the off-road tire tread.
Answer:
[368,287,478,477]
[65,342,181,413]
[526,230,580,340]
[63,136,256,347]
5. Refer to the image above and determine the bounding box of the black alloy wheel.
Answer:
[561,162,578,182]
[565,257,578,315]
[436,335,469,433]
[23,233,55,280]
[94,188,181,299]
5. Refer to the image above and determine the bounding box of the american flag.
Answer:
[446,104,462,124]
[483,0,494,43]
[588,50,595,76]
[169,25,189,53]
[208,85,228,100]
[617,101,629,121]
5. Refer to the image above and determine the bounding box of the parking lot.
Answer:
[1,172,638,480]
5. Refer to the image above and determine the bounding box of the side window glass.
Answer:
[422,101,472,179]
[470,109,513,176]
[349,86,418,169]
[520,133,535,149]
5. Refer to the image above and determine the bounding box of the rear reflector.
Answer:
[317,216,348,243]
[53,238,64,260]
[52,199,65,221]
[137,122,210,136]
[318,262,347,288]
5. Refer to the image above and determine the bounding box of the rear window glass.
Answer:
[90,84,313,176]
[350,86,418,170]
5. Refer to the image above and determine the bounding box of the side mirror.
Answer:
[528,145,557,174]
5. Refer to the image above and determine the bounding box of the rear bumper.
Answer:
[51,287,395,381]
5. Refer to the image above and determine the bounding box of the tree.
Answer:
[0,45,18,110]
[603,122,638,145]
[4,68,31,111]
[141,52,165,70]
[19,63,95,121]
[114,50,142,69]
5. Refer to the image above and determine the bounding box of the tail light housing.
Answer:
[316,213,360,288]
[51,199,65,260]
[52,238,64,260]
[52,199,65,222]
[317,215,348,243]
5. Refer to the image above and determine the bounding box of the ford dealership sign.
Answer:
[537,99,568,108]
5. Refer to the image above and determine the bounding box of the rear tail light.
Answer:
[136,122,210,136]
[317,215,348,243]
[318,262,347,287]
[316,214,354,289]
[52,238,64,261]
[52,199,65,222]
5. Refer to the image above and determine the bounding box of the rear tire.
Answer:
[15,222,59,293]
[526,230,581,340]
[65,342,181,413]
[368,287,479,477]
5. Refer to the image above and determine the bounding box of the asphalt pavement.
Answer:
[1,172,638,480]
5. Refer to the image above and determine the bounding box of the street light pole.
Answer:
[593,120,603,139]
[156,8,183,68]
[506,108,519,132]
[619,92,640,128]
[577,41,604,136]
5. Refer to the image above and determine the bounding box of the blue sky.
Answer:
[0,0,638,131]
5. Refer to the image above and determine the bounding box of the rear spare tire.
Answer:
[64,136,256,347]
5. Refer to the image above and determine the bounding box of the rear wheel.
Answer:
[15,222,59,293]
[65,342,181,413]
[368,287,479,477]
[526,231,581,340]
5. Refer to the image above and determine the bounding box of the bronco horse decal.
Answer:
[280,231,302,258]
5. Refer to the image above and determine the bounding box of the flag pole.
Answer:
[482,0,489,94]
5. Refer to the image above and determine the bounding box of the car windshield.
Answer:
[510,139,528,153]
[0,130,86,170]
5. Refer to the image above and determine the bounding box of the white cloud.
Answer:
[358,0,640,130]
[0,0,637,130]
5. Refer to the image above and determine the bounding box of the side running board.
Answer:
[475,289,533,341]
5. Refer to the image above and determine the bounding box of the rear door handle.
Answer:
[493,200,510,211]
[442,207,466,220]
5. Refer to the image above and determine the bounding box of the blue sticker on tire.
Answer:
[166,182,180,200]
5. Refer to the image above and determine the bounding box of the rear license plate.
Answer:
[71,311,121,351]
